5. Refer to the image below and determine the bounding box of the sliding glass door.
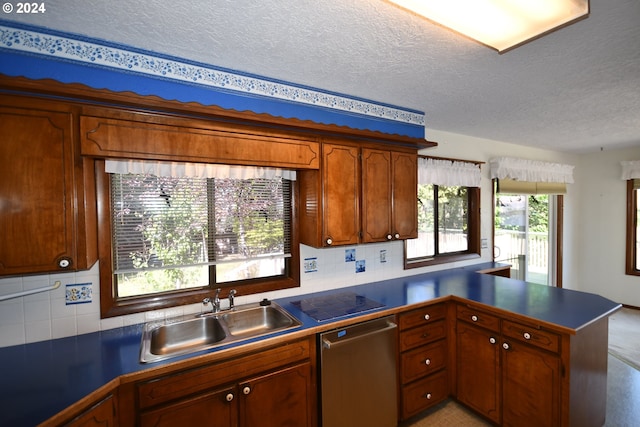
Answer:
[494,193,560,286]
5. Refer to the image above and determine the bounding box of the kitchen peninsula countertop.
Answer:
[0,263,620,426]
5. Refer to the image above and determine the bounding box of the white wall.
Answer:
[575,145,640,306]
[3,128,636,349]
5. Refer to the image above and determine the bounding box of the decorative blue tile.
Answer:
[356,260,366,273]
[304,257,317,273]
[65,283,92,305]
[345,249,356,262]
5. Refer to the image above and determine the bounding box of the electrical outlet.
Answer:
[481,238,488,249]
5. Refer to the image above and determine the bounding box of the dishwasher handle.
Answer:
[322,320,397,349]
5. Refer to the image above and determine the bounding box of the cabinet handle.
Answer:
[325,237,333,246]
[523,332,531,340]
[425,393,432,400]
[386,234,393,240]
[225,393,234,402]
[424,314,430,321]
[502,342,510,350]
[242,386,251,395]
[489,337,497,344]
[471,315,478,322]
[425,358,431,365]
[394,233,400,239]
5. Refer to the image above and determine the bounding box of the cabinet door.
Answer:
[501,340,561,427]
[361,148,392,242]
[140,386,237,427]
[0,106,76,275]
[66,395,116,427]
[391,152,418,239]
[456,322,501,424]
[238,362,313,427]
[322,144,360,246]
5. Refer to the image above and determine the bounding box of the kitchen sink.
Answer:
[140,301,301,363]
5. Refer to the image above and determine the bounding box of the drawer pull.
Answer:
[471,315,478,322]
[242,386,251,395]
[502,342,510,351]
[424,314,430,321]
[421,332,430,338]
[425,358,431,365]
[489,337,497,344]
[523,332,531,340]
[225,393,234,402]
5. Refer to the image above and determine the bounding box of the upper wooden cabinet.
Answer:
[0,96,97,277]
[299,143,418,248]
[362,149,417,242]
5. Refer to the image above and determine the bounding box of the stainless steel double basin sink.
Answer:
[140,301,301,363]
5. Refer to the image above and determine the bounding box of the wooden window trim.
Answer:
[626,180,640,276]
[96,160,300,318]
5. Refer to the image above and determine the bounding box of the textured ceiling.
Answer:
[5,0,640,153]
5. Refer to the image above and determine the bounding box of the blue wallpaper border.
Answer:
[0,20,425,138]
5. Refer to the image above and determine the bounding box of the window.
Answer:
[405,157,481,268]
[97,161,299,318]
[626,179,640,276]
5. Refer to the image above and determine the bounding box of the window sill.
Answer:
[404,252,480,270]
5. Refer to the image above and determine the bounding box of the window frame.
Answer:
[96,160,300,318]
[626,179,640,276]
[404,184,481,269]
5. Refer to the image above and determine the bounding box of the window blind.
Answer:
[111,174,291,275]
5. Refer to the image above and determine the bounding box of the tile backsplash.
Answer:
[0,241,462,348]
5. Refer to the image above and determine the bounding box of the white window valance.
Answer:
[621,161,640,180]
[489,157,574,184]
[418,157,482,187]
[105,159,297,181]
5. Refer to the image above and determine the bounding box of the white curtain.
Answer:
[489,157,574,183]
[418,157,481,187]
[105,159,297,181]
[621,161,640,180]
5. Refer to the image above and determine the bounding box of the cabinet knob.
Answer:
[325,238,333,245]
[425,393,432,400]
[57,257,72,269]
[502,342,510,350]
[489,337,497,344]
[471,315,478,322]
[394,233,400,239]
[242,386,251,395]
[225,393,234,402]
[386,234,393,240]
[424,314,430,321]
[523,332,531,340]
[425,358,431,365]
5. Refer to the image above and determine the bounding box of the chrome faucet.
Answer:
[202,288,236,314]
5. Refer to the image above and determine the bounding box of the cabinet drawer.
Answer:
[399,320,446,351]
[400,339,447,384]
[400,370,448,419]
[502,319,560,353]
[398,303,447,331]
[456,304,500,332]
[137,338,310,409]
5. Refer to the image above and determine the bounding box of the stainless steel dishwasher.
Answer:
[320,315,398,427]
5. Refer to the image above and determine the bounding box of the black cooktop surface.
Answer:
[290,291,385,322]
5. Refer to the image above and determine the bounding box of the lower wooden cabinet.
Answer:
[65,394,116,427]
[139,363,311,427]
[397,303,448,420]
[136,338,315,427]
[455,303,562,427]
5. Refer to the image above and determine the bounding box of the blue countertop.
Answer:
[0,264,620,426]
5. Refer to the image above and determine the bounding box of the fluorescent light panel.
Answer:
[387,0,589,52]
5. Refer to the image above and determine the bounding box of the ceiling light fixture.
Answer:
[386,0,589,53]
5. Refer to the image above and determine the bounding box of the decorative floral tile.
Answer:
[65,283,92,305]
[304,257,317,273]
